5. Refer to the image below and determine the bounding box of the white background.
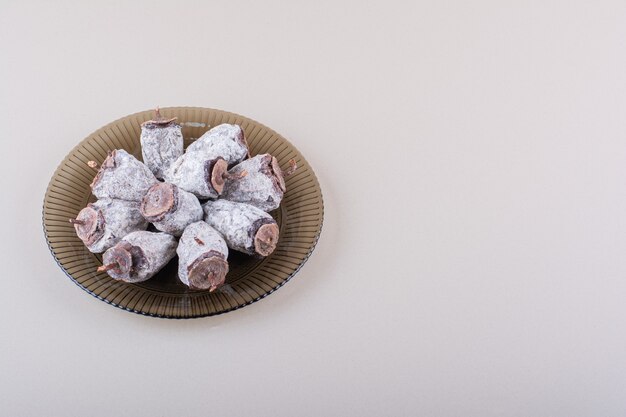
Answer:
[2,1,626,416]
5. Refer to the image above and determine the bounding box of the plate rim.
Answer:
[42,106,324,319]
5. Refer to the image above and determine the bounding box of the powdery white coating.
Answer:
[164,151,219,199]
[85,199,148,253]
[186,124,248,166]
[176,221,228,286]
[91,149,158,202]
[149,186,203,237]
[103,231,177,283]
[221,155,283,212]
[140,123,184,179]
[203,199,276,255]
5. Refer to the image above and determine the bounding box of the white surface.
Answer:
[1,1,626,416]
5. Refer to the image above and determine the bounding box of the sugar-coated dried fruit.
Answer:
[140,182,203,237]
[89,149,158,202]
[140,108,184,179]
[177,221,229,291]
[203,199,279,257]
[221,154,297,212]
[164,152,246,199]
[98,231,177,283]
[186,123,249,167]
[74,112,294,289]
[70,198,148,253]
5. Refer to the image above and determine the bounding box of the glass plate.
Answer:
[42,107,323,318]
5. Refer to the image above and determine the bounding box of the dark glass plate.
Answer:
[42,107,323,318]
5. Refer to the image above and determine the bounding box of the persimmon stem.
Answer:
[223,170,247,180]
[97,263,118,273]
[283,159,297,176]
